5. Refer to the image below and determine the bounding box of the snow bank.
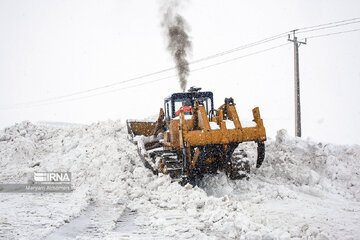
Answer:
[0,122,359,239]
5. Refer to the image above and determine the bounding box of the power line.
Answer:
[11,74,178,109]
[297,17,360,31]
[174,17,360,64]
[190,43,291,73]
[297,20,360,34]
[305,28,360,39]
[2,31,291,109]
[1,17,360,109]
[2,42,292,110]
[4,66,176,107]
[190,32,289,64]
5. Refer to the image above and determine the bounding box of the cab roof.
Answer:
[164,91,213,102]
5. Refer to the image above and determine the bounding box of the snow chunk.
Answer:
[276,129,289,144]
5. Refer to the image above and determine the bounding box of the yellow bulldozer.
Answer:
[127,87,266,184]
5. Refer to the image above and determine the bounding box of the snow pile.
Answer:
[262,129,360,201]
[0,121,360,239]
[200,130,360,239]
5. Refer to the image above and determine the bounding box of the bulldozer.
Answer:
[127,87,266,184]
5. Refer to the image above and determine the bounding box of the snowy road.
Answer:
[0,121,359,239]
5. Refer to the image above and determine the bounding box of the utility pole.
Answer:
[288,30,306,137]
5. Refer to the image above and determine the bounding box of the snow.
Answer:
[173,115,193,120]
[209,122,220,130]
[241,120,257,128]
[224,120,256,129]
[133,134,160,155]
[224,120,235,129]
[0,121,360,239]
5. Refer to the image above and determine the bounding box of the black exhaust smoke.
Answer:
[161,0,192,92]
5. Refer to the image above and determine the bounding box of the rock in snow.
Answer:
[0,120,359,239]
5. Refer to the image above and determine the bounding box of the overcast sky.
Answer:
[0,0,359,145]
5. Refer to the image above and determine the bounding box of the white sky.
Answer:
[0,0,359,145]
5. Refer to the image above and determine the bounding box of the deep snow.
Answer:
[0,121,359,239]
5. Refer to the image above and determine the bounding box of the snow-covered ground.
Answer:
[0,121,359,240]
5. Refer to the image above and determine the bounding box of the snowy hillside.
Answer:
[0,121,359,239]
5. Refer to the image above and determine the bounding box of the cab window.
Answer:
[174,99,192,116]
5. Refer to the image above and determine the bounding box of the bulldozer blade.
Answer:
[127,120,156,139]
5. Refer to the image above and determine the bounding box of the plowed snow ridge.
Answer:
[0,121,359,240]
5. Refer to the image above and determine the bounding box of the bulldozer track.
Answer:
[162,152,183,179]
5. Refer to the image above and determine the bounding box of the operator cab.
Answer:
[164,87,214,121]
